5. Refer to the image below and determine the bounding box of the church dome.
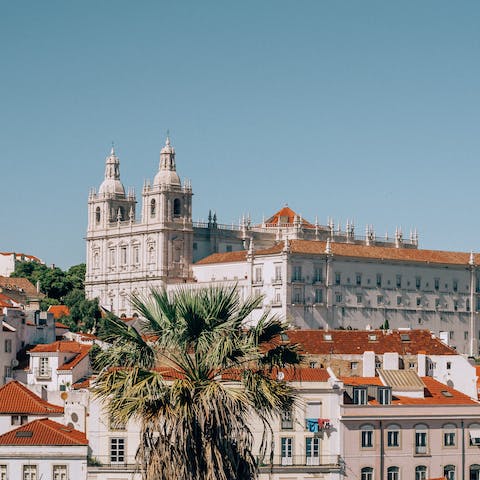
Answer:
[98,147,126,196]
[153,137,181,187]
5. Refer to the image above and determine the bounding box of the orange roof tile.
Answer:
[48,305,70,319]
[55,321,69,330]
[0,276,42,297]
[195,239,477,267]
[283,329,456,356]
[28,341,91,371]
[0,381,63,414]
[264,206,314,228]
[342,377,384,386]
[0,418,87,446]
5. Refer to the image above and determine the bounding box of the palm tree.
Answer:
[93,285,301,480]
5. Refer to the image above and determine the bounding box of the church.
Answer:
[85,138,480,355]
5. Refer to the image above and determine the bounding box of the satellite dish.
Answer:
[10,359,19,367]
[277,371,285,381]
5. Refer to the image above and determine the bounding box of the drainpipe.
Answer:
[462,419,465,480]
[380,420,384,480]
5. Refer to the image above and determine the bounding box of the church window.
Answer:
[133,246,140,264]
[109,248,116,267]
[148,245,155,263]
[93,252,99,268]
[120,247,127,265]
[173,199,181,217]
[95,207,101,223]
[150,199,156,217]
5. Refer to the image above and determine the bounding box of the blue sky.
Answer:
[1,1,479,268]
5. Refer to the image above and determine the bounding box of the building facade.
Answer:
[85,139,480,355]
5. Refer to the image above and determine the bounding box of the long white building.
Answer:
[85,138,480,355]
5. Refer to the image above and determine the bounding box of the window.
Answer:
[361,467,374,480]
[465,331,469,340]
[443,465,455,480]
[109,248,116,267]
[387,424,400,447]
[351,362,359,371]
[53,465,67,480]
[353,387,367,405]
[335,293,342,303]
[434,278,440,290]
[335,272,341,285]
[120,246,127,265]
[378,387,391,405]
[361,424,374,448]
[446,361,452,370]
[415,466,427,480]
[470,465,480,480]
[0,465,6,480]
[315,289,323,303]
[454,300,458,311]
[95,206,101,223]
[280,409,293,430]
[449,331,454,340]
[11,415,28,425]
[274,265,282,282]
[254,267,263,283]
[376,274,382,287]
[293,288,302,304]
[467,299,471,312]
[4,339,11,353]
[396,275,402,288]
[133,246,140,264]
[150,199,156,216]
[468,423,480,446]
[280,437,293,465]
[110,437,125,463]
[356,294,363,304]
[387,466,399,480]
[173,198,181,216]
[416,276,421,289]
[274,289,281,305]
[23,465,37,480]
[415,424,428,454]
[356,274,362,286]
[453,280,458,292]
[396,296,402,306]
[38,357,50,378]
[305,401,321,429]
[443,424,456,446]
[416,297,421,306]
[377,295,383,305]
[306,437,320,465]
[314,267,322,282]
[293,266,302,281]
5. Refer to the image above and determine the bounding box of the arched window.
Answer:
[468,423,480,446]
[173,198,181,217]
[414,424,428,454]
[387,424,400,448]
[360,424,374,448]
[361,467,374,480]
[95,207,101,223]
[387,466,399,480]
[443,423,456,447]
[415,465,427,480]
[443,465,455,480]
[150,199,156,217]
[470,465,480,480]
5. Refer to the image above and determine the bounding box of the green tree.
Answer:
[93,286,300,480]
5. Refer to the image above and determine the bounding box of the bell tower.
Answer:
[141,136,193,281]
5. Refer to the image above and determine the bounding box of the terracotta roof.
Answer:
[0,293,19,308]
[283,329,456,356]
[72,377,93,390]
[28,341,91,371]
[0,418,87,446]
[0,276,42,297]
[195,239,477,267]
[264,206,314,228]
[48,305,70,319]
[0,381,63,414]
[343,376,477,405]
[0,252,42,263]
[55,321,69,330]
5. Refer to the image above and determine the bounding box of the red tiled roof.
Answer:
[0,381,63,414]
[195,239,477,267]
[28,341,91,371]
[283,329,456,356]
[0,252,42,263]
[55,321,69,330]
[0,276,42,297]
[0,293,19,308]
[342,377,384,386]
[0,418,87,446]
[48,305,70,319]
[72,377,93,390]
[264,206,314,228]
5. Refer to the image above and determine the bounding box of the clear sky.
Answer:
[1,1,479,268]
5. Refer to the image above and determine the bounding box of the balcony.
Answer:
[34,368,52,380]
[271,277,283,286]
[291,277,305,284]
[415,445,427,455]
[259,455,342,474]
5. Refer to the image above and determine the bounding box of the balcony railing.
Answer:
[34,368,52,379]
[259,454,341,469]
[271,277,283,285]
[415,445,427,454]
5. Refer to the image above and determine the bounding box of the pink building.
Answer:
[340,371,480,480]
